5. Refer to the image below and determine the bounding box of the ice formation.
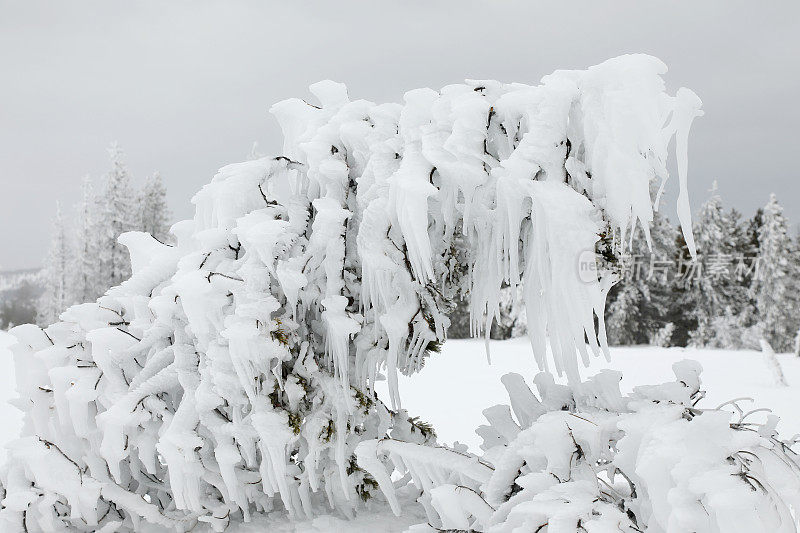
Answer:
[1,55,705,531]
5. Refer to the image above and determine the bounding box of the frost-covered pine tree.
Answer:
[69,175,101,304]
[36,202,70,325]
[95,143,137,290]
[707,207,763,349]
[2,55,710,531]
[747,207,764,254]
[138,171,172,243]
[687,182,749,346]
[754,194,800,351]
[728,207,750,257]
[605,281,642,345]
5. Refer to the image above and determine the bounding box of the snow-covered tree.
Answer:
[728,207,751,257]
[95,143,137,290]
[754,194,800,351]
[686,183,749,346]
[699,206,764,349]
[606,281,642,345]
[1,55,709,531]
[138,171,172,243]
[69,175,101,304]
[747,207,764,254]
[36,203,69,325]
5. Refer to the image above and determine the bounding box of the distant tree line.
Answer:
[450,183,800,353]
[35,144,171,325]
[0,270,41,329]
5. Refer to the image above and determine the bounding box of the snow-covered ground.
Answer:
[1,330,798,530]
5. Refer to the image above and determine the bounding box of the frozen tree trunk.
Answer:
[794,327,800,356]
[760,338,788,387]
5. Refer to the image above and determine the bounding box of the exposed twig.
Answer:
[115,327,141,342]
[38,437,83,482]
[206,272,244,283]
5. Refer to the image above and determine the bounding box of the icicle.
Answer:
[524,181,604,382]
[251,405,295,518]
[321,296,361,403]
[379,299,417,410]
[335,405,350,500]
[671,87,704,259]
[355,440,401,515]
[388,148,438,284]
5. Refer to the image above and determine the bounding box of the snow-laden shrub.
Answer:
[359,362,800,532]
[0,54,703,531]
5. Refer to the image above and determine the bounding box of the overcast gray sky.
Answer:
[1,1,798,270]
